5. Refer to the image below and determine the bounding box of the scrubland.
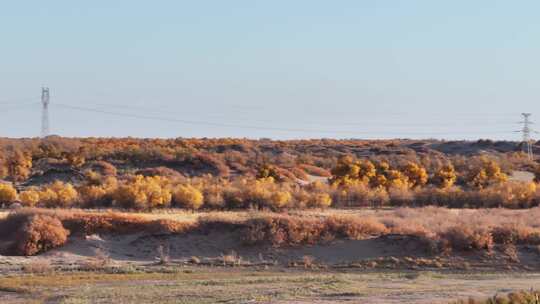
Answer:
[1,137,540,303]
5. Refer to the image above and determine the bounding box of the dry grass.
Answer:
[22,259,53,274]
[83,248,111,270]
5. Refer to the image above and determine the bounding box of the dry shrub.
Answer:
[84,248,111,270]
[388,186,414,206]
[502,243,520,263]
[326,215,388,239]
[452,290,540,304]
[156,244,170,265]
[382,218,433,238]
[302,255,316,268]
[22,259,53,274]
[61,212,193,235]
[476,182,537,208]
[439,226,493,252]
[202,183,226,209]
[12,214,70,256]
[220,250,242,266]
[491,223,540,245]
[414,187,466,207]
[243,215,387,247]
[243,216,327,246]
[308,193,333,208]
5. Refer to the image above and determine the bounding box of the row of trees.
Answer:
[330,156,510,190]
[1,170,538,210]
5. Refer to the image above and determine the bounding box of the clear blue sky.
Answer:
[1,1,539,139]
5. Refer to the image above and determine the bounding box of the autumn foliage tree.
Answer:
[431,164,457,188]
[39,181,79,208]
[19,189,40,207]
[330,156,376,186]
[401,162,428,188]
[172,184,204,209]
[113,175,172,210]
[6,151,32,182]
[0,183,17,204]
[467,158,508,189]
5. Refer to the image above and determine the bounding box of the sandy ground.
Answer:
[510,170,535,182]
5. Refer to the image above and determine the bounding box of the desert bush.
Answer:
[12,214,70,256]
[172,184,204,209]
[202,183,226,209]
[451,290,540,304]
[326,215,389,239]
[388,186,415,206]
[414,186,467,207]
[22,259,53,274]
[0,183,18,204]
[476,182,537,208]
[83,247,111,270]
[492,223,540,245]
[438,226,493,251]
[243,215,388,247]
[308,193,333,208]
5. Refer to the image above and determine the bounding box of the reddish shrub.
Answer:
[243,215,388,247]
[492,224,540,245]
[12,214,70,256]
[326,216,388,239]
[439,226,493,251]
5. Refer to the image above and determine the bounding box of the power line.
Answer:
[0,96,40,105]
[52,102,515,137]
[55,99,521,129]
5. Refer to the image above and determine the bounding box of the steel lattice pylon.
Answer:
[41,87,50,138]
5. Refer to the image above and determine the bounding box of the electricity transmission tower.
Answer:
[518,113,534,160]
[41,87,50,138]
